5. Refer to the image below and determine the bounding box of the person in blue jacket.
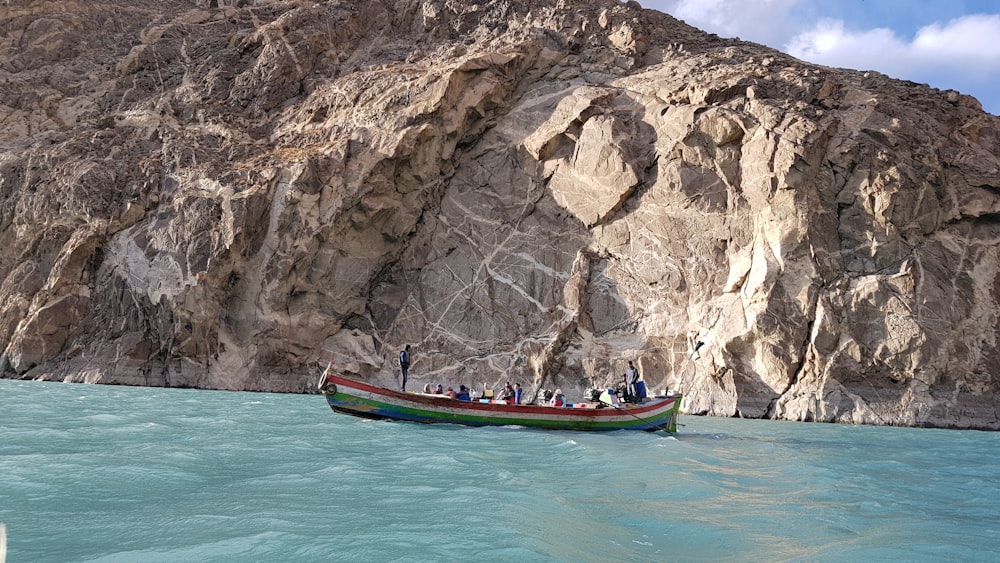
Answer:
[513,383,523,405]
[456,385,471,401]
[399,345,411,391]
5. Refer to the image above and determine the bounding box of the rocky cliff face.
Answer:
[2,0,998,429]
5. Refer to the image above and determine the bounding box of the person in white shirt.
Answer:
[625,361,640,403]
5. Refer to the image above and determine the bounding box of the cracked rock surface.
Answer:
[2,0,998,428]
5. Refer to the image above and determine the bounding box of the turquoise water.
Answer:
[1,379,998,562]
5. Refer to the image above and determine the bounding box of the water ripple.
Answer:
[1,380,998,563]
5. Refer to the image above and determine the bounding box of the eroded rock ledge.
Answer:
[2,0,998,429]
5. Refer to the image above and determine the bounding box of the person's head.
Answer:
[505,382,513,389]
[436,384,443,390]
[460,385,467,392]
[555,388,563,396]
[514,383,521,389]
[447,386,454,391]
[405,344,411,351]
[628,360,634,367]
[484,382,492,390]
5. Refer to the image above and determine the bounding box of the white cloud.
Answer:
[784,19,910,72]
[911,15,1000,61]
[786,15,1000,68]
[640,1,1000,113]
[785,14,1000,104]
[651,0,800,47]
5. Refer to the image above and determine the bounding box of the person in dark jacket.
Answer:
[499,382,516,403]
[456,385,471,401]
[399,345,411,391]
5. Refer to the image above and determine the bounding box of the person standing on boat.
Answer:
[399,345,411,391]
[513,383,523,405]
[625,361,640,403]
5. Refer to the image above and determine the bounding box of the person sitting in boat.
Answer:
[445,386,458,399]
[499,382,516,403]
[480,383,494,400]
[513,383,523,405]
[456,385,471,401]
[422,383,432,394]
[550,389,566,407]
[433,384,444,395]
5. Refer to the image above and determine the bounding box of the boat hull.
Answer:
[320,372,681,432]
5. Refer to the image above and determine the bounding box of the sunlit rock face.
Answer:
[2,0,998,429]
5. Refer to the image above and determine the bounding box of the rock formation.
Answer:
[2,0,998,429]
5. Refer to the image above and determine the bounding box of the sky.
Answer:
[639,0,1000,115]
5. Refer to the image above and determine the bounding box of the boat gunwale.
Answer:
[324,373,679,419]
[322,373,681,433]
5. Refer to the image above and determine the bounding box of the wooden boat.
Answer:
[318,366,681,432]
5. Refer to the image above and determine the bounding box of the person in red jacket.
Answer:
[550,389,565,407]
[499,382,516,403]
